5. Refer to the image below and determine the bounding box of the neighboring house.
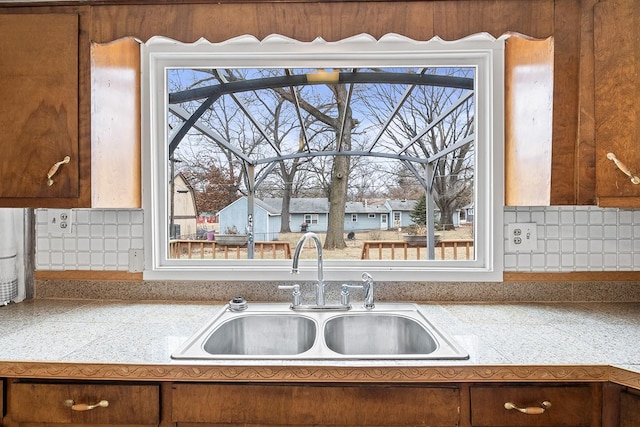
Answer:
[221,197,452,237]
[218,197,281,241]
[170,173,198,238]
[261,198,330,232]
[219,196,470,238]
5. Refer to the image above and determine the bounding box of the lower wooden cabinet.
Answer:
[6,380,159,426]
[172,383,460,426]
[470,384,598,426]
[4,378,639,426]
[1,379,4,427]
[620,390,640,427]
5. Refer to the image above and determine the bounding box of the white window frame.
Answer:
[351,214,358,222]
[142,33,504,282]
[368,213,376,219]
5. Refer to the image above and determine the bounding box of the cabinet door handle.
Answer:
[504,400,551,414]
[47,155,71,186]
[607,152,640,184]
[64,399,109,411]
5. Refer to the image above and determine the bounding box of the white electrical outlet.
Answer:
[506,223,537,252]
[47,209,73,235]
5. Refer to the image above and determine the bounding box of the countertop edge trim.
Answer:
[0,362,617,385]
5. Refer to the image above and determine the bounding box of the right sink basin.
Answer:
[323,313,438,356]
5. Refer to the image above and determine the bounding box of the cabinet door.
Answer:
[0,14,79,201]
[172,383,460,426]
[594,0,640,207]
[8,381,159,425]
[470,384,595,426]
[621,390,640,427]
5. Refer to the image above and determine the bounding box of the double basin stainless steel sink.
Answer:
[171,303,468,360]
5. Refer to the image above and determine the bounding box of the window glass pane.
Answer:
[166,66,476,261]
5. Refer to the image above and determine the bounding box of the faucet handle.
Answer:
[278,284,302,308]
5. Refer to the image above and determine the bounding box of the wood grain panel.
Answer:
[91,38,142,208]
[504,35,554,206]
[91,2,435,43]
[575,0,598,205]
[620,390,640,427]
[551,0,581,205]
[433,0,553,40]
[172,383,460,425]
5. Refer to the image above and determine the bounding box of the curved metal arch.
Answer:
[168,71,474,156]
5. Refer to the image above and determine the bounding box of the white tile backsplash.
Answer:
[36,209,144,271]
[504,206,640,272]
[35,206,640,273]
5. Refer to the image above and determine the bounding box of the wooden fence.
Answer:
[360,239,474,260]
[170,240,292,259]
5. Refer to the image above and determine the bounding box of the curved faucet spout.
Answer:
[291,232,325,306]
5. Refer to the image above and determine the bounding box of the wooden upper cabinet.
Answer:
[0,13,80,204]
[594,0,640,207]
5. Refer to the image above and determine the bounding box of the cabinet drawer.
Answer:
[9,381,159,425]
[620,390,640,427]
[173,383,460,426]
[471,385,593,426]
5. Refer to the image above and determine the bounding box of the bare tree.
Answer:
[274,79,357,250]
[362,68,475,230]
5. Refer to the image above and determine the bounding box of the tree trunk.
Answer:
[439,204,456,230]
[324,154,349,249]
[323,84,352,250]
[280,172,292,233]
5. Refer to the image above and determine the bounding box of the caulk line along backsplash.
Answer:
[34,206,640,273]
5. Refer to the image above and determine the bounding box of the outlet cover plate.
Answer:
[47,209,73,235]
[128,249,144,273]
[506,223,537,252]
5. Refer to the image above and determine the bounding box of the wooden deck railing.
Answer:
[360,239,474,260]
[170,240,292,259]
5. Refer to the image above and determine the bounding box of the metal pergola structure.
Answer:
[167,69,475,259]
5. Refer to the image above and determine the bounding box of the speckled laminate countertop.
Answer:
[0,299,639,387]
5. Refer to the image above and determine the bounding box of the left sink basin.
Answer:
[203,314,317,356]
[172,305,318,359]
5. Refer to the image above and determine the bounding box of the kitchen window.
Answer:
[142,33,504,282]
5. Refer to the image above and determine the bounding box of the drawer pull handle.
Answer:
[47,155,71,186]
[64,399,109,411]
[504,400,551,415]
[607,152,640,184]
